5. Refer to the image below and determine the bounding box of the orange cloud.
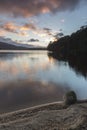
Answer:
[41,7,50,14]
[0,22,55,40]
[0,30,6,36]
[19,31,29,37]
[0,22,30,37]
[0,22,18,33]
[20,23,37,31]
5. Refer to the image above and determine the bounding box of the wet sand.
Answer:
[0,101,87,130]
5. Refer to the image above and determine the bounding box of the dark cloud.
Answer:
[43,27,64,39]
[0,0,85,17]
[59,29,63,32]
[43,28,52,31]
[57,32,64,37]
[28,38,39,42]
[53,32,64,40]
[43,27,53,36]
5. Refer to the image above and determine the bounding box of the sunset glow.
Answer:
[0,0,87,46]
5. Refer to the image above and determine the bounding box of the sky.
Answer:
[0,0,87,47]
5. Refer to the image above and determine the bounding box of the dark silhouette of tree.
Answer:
[47,26,87,56]
[47,26,87,77]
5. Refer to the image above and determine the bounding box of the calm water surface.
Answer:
[0,50,87,113]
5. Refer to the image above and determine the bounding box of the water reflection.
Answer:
[48,52,87,77]
[47,52,87,99]
[0,80,67,113]
[0,51,87,113]
[0,51,49,82]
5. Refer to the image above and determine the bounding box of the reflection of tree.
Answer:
[48,52,87,78]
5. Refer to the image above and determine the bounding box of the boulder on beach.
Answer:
[64,91,77,105]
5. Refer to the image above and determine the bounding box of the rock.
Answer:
[64,91,77,105]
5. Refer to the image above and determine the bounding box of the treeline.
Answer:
[47,25,87,56]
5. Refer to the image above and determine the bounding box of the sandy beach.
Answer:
[0,101,87,130]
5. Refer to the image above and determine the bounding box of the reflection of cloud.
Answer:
[0,53,50,81]
[0,0,85,17]
[0,61,19,76]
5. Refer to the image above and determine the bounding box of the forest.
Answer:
[47,25,87,57]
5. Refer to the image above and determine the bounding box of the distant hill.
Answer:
[0,42,30,50]
[0,40,46,50]
[47,25,87,56]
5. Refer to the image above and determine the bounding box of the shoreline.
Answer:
[0,100,87,130]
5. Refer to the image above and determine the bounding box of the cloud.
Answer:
[20,23,54,38]
[0,30,6,36]
[43,27,64,40]
[43,28,53,36]
[60,19,65,23]
[19,23,53,38]
[20,23,37,31]
[0,22,37,33]
[53,32,64,40]
[28,38,39,42]
[0,22,63,40]
[0,22,18,33]
[57,32,64,37]
[43,28,52,31]
[19,31,29,37]
[0,0,85,17]
[0,22,39,37]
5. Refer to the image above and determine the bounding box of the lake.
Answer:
[0,50,87,113]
